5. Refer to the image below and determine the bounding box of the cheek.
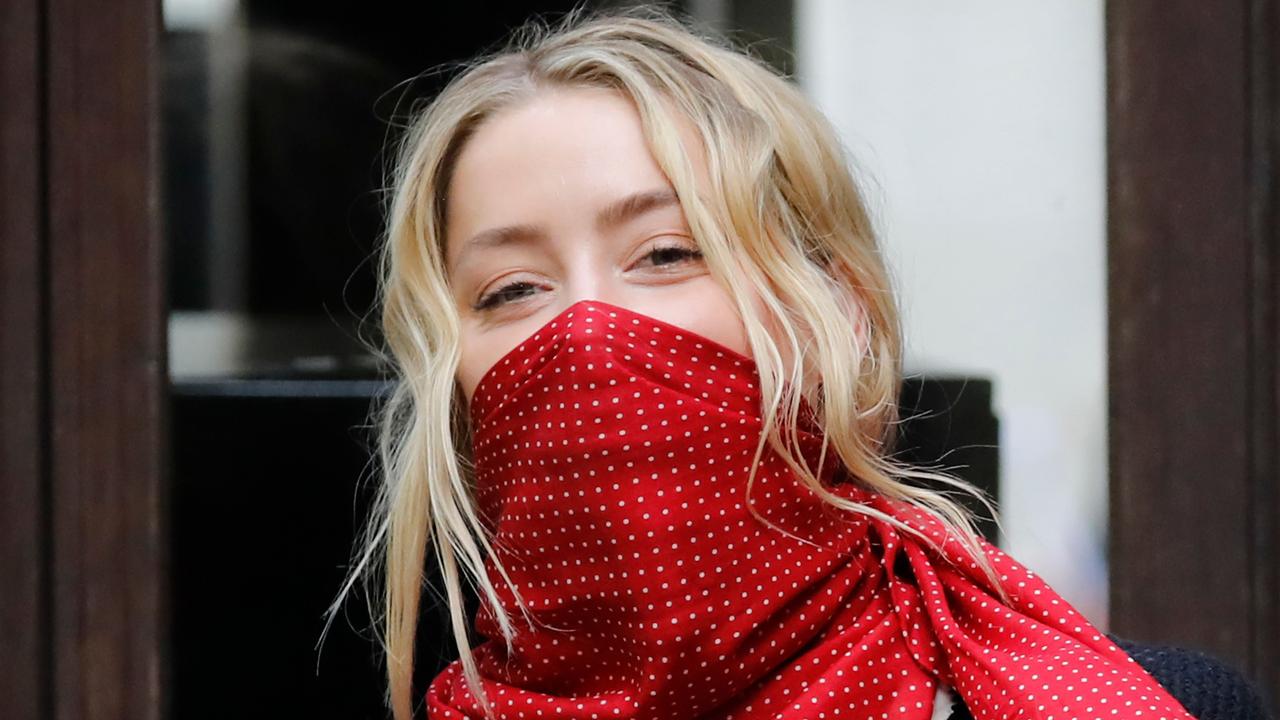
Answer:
[648,279,800,382]
[638,279,751,358]
[455,323,513,407]
[704,288,755,357]
[455,346,481,409]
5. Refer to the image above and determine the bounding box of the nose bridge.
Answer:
[559,232,617,307]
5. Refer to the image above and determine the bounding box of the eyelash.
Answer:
[473,243,704,312]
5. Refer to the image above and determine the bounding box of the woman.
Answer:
[332,6,1270,720]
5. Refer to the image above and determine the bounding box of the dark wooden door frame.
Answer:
[0,0,167,719]
[1108,0,1278,708]
[1,0,48,717]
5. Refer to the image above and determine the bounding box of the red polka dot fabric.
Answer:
[426,299,1194,720]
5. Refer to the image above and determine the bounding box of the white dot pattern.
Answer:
[426,300,1195,720]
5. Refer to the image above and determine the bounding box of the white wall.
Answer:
[795,0,1109,626]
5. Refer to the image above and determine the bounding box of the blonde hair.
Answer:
[326,6,1007,719]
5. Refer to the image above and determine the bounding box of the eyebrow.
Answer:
[453,187,682,268]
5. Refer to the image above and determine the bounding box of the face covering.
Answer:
[427,299,1193,720]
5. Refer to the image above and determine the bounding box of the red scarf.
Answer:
[427,299,1193,720]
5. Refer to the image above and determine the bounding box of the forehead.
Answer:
[442,86,706,267]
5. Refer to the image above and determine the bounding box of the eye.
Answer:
[471,241,705,312]
[630,241,704,271]
[473,280,542,312]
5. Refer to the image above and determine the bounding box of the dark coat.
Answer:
[944,635,1275,720]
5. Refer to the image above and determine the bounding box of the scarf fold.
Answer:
[427,299,1193,720]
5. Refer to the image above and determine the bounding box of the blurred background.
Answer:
[798,0,1108,624]
[3,1,1274,719]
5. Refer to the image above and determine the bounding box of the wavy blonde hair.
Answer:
[326,5,1007,720]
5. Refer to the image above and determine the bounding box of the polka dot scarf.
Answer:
[426,299,1194,720]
